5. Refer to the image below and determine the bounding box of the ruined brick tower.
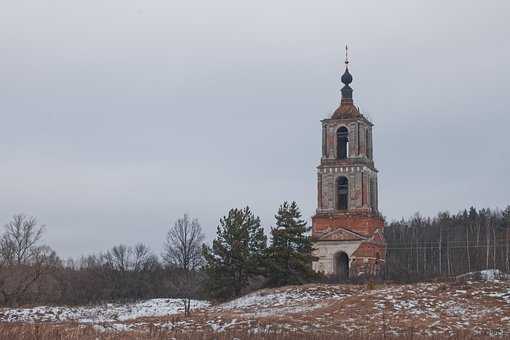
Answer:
[312,49,385,280]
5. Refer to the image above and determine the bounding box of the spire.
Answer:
[341,45,353,104]
[331,45,360,119]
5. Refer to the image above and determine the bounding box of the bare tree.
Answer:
[163,215,204,271]
[163,214,205,316]
[132,243,159,272]
[100,243,160,300]
[1,214,44,265]
[104,243,158,272]
[0,215,54,305]
[106,245,130,272]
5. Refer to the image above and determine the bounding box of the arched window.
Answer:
[336,176,349,210]
[336,127,349,159]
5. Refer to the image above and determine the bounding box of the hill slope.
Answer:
[1,270,509,337]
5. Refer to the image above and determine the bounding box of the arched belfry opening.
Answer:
[337,127,349,159]
[336,176,349,210]
[334,251,349,281]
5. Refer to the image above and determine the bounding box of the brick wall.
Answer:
[312,213,384,238]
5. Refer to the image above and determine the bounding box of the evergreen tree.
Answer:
[266,201,317,287]
[202,207,266,300]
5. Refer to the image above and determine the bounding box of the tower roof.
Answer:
[331,45,361,120]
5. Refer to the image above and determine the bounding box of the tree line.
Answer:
[384,206,510,282]
[1,204,509,307]
[0,201,317,307]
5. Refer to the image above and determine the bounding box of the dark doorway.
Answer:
[336,176,349,210]
[335,252,349,281]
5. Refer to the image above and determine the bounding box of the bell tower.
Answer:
[312,47,385,279]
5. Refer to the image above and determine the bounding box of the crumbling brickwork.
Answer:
[312,60,385,280]
[312,213,384,238]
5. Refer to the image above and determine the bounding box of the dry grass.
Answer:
[2,281,509,339]
[0,324,508,340]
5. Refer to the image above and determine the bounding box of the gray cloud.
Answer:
[1,0,509,257]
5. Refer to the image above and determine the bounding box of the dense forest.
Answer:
[384,206,510,281]
[0,205,508,307]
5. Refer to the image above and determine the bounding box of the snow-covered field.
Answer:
[215,285,352,317]
[1,270,509,337]
[0,298,209,323]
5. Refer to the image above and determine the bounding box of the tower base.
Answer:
[311,212,385,280]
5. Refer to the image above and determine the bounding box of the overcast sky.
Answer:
[1,0,509,258]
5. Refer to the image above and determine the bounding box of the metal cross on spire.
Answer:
[345,45,349,65]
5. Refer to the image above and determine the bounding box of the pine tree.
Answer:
[266,201,317,287]
[202,207,266,300]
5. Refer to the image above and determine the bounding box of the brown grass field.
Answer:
[0,323,508,340]
[1,279,509,339]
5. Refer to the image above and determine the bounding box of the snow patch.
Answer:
[0,298,209,323]
[217,286,349,316]
[457,269,510,282]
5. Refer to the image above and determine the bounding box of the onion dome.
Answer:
[341,67,353,85]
